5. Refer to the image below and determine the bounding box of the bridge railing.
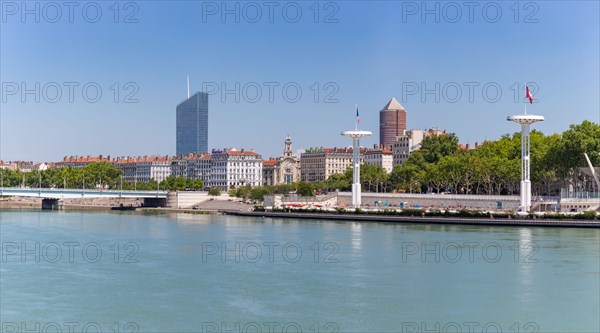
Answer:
[0,187,168,198]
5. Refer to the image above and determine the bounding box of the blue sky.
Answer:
[1,0,599,162]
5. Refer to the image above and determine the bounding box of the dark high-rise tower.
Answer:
[176,92,208,156]
[379,97,406,148]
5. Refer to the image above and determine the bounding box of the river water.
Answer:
[0,210,598,332]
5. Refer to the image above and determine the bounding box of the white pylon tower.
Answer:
[507,87,544,212]
[341,105,371,208]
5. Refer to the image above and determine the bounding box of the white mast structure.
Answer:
[341,105,372,208]
[507,86,544,212]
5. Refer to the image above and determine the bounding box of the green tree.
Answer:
[60,167,84,189]
[160,175,197,191]
[82,162,121,189]
[553,121,600,187]
[389,163,423,193]
[325,171,351,192]
[419,133,460,164]
[296,182,314,196]
[228,185,238,197]
[208,187,221,197]
[173,176,188,190]
[404,150,428,169]
[0,168,21,187]
[160,175,175,190]
[233,185,252,199]
[560,120,600,167]
[190,179,204,191]
[250,186,272,201]
[274,183,294,194]
[359,164,389,193]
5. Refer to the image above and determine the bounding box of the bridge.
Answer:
[0,187,168,209]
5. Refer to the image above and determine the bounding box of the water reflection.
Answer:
[517,228,535,306]
[351,222,362,251]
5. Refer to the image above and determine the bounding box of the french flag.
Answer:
[356,106,360,124]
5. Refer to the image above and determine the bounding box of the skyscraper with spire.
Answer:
[176,91,209,156]
[379,97,406,148]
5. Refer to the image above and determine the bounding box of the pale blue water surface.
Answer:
[0,210,598,332]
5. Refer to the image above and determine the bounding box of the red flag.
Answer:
[525,86,534,104]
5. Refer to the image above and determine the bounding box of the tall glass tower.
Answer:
[176,92,208,156]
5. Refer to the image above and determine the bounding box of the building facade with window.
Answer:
[114,156,172,183]
[300,147,364,182]
[262,135,301,186]
[364,147,394,173]
[210,148,262,190]
[392,128,446,165]
[171,153,212,186]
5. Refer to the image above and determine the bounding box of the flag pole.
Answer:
[355,104,358,131]
[524,83,527,114]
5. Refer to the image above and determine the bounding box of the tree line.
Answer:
[329,120,599,196]
[0,162,205,191]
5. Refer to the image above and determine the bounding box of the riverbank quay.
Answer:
[0,195,253,214]
[136,207,223,214]
[224,210,600,228]
[0,200,115,211]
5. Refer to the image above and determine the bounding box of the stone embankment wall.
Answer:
[337,192,520,210]
[166,191,237,209]
[264,194,338,208]
[265,192,520,211]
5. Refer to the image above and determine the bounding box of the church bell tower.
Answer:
[283,135,293,157]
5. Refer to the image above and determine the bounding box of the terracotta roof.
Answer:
[211,148,261,157]
[59,155,111,163]
[228,151,260,156]
[304,147,367,154]
[262,160,278,167]
[364,149,392,155]
[175,153,212,161]
[114,156,171,164]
